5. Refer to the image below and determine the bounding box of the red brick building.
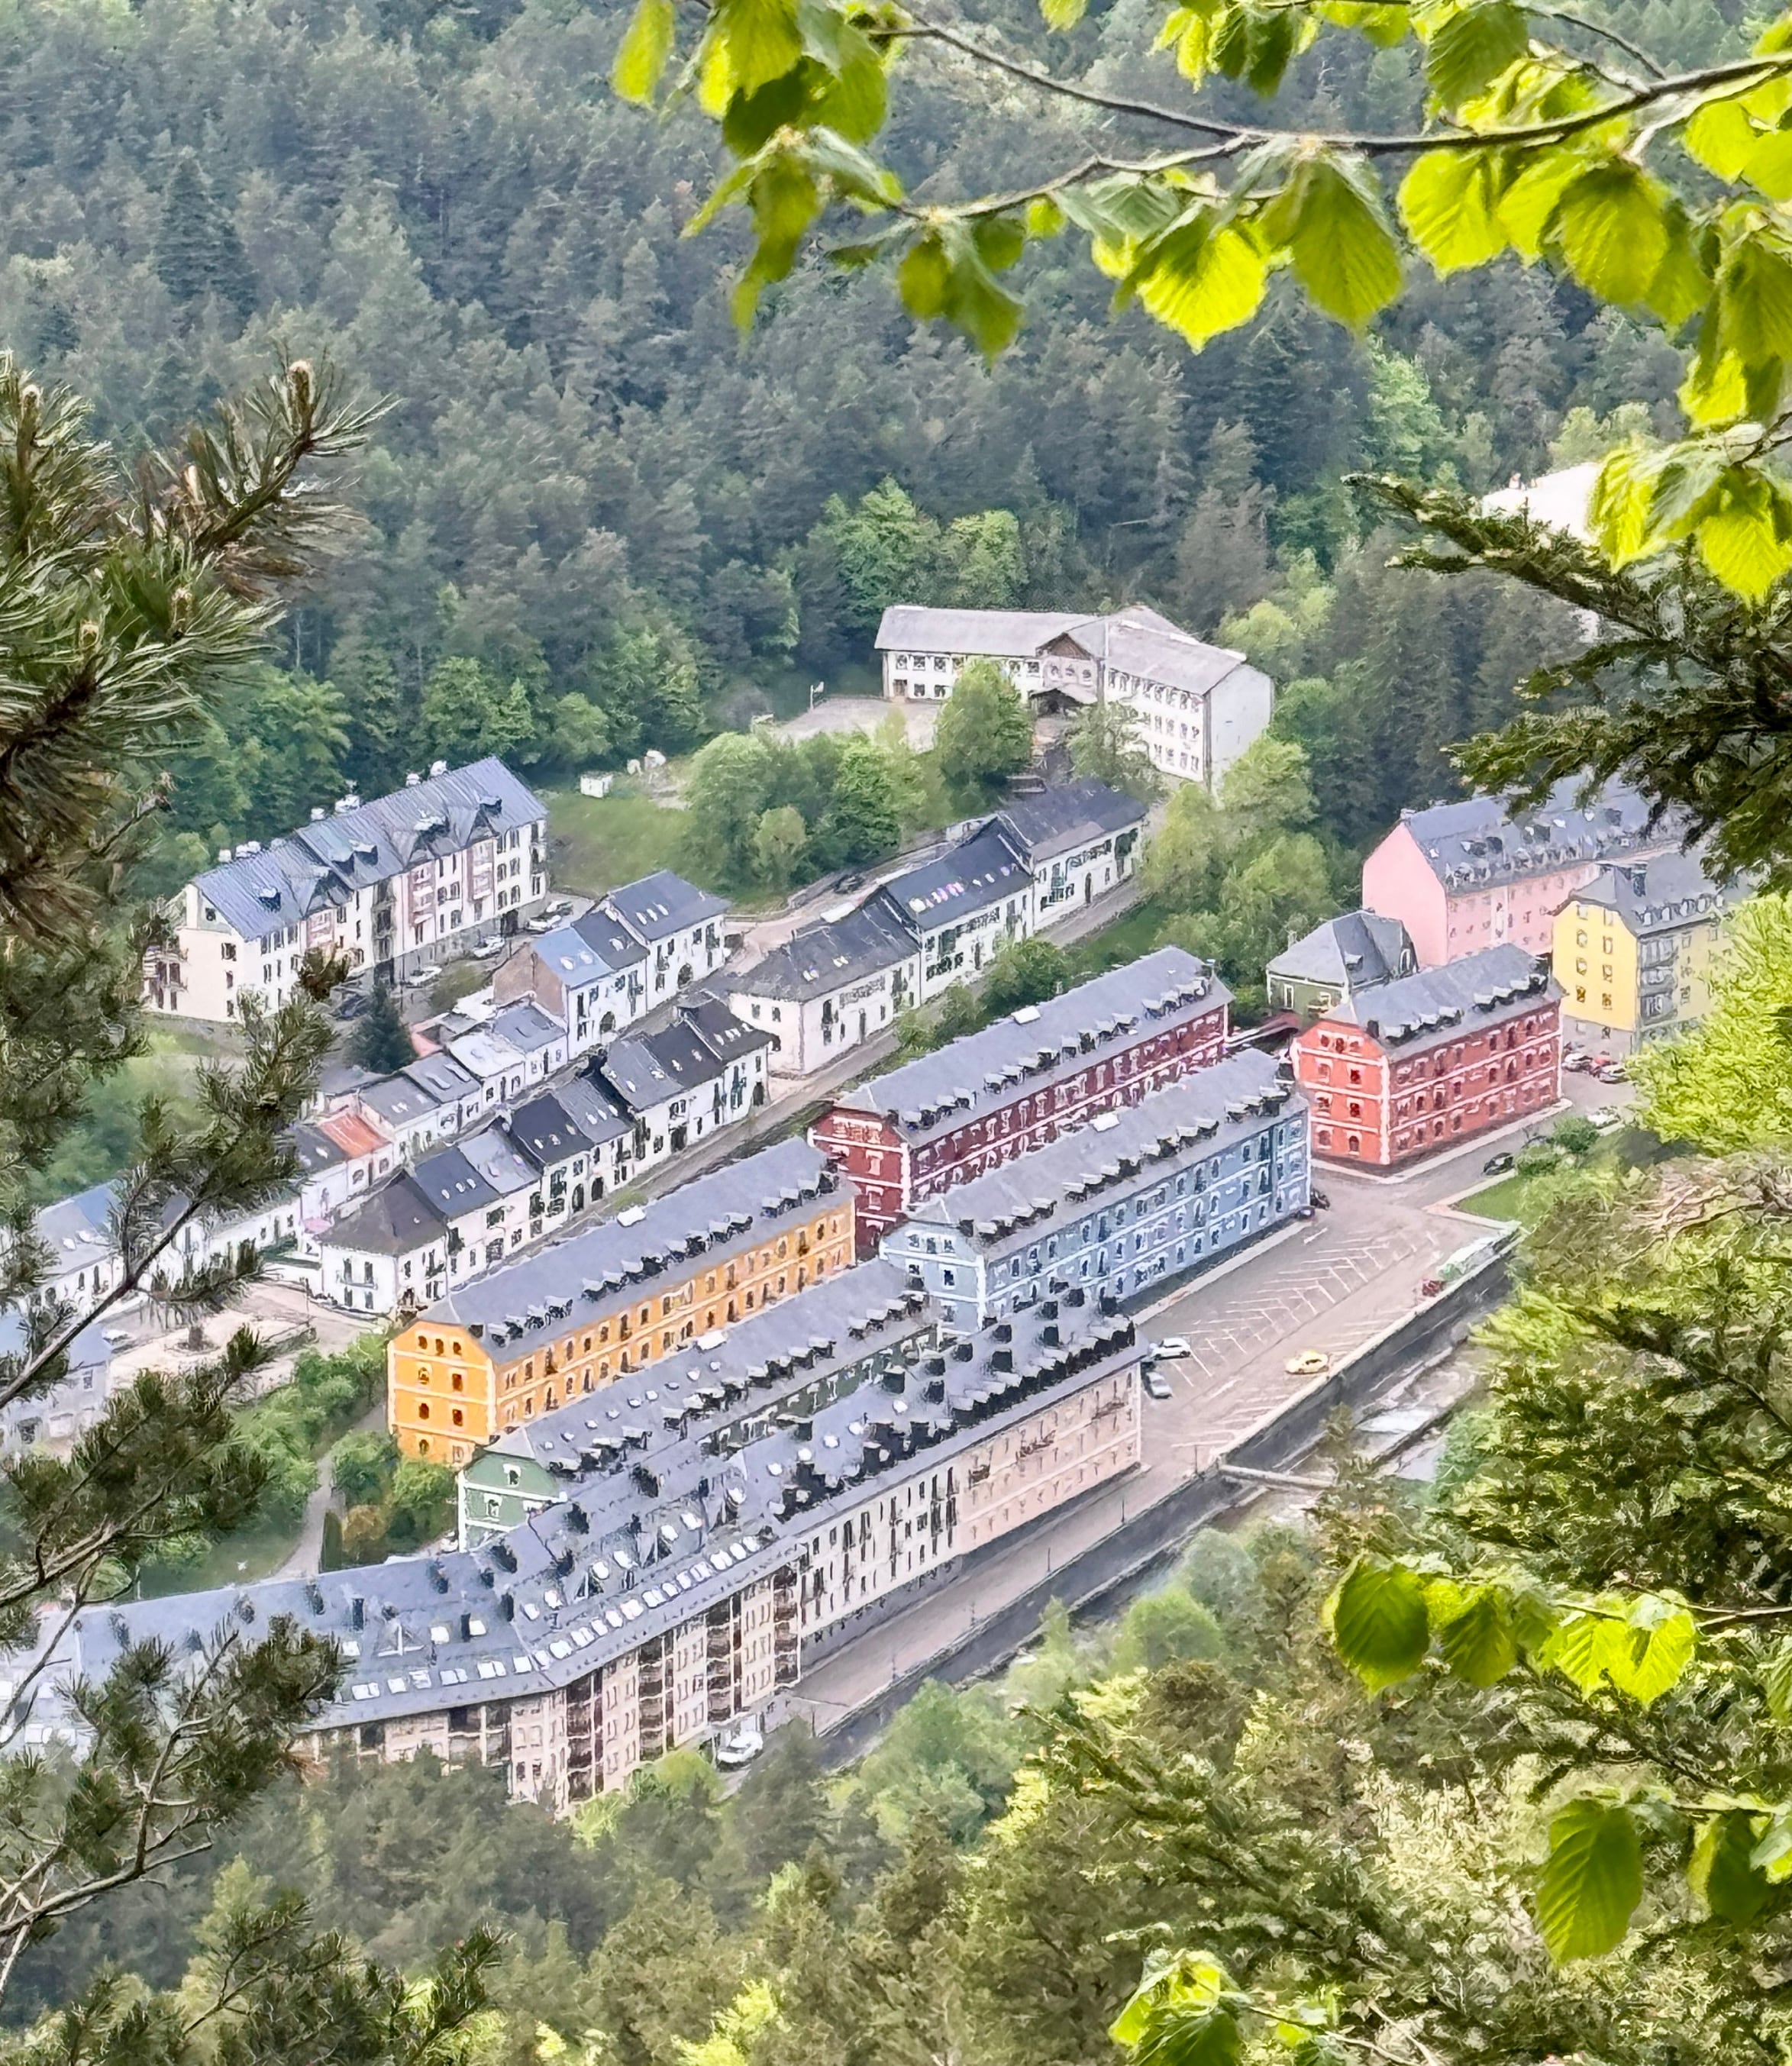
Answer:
[812,947,1230,1254]
[1291,944,1560,1169]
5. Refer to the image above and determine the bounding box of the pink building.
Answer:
[1361,784,1679,969]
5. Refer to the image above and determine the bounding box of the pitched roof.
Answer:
[554,1076,631,1148]
[509,1094,593,1169]
[458,1128,540,1197]
[288,1123,347,1177]
[831,946,1226,1140]
[903,1049,1297,1255]
[996,779,1147,861]
[1387,780,1674,891]
[601,871,730,945]
[403,1053,480,1107]
[1067,608,1261,699]
[189,757,544,943]
[1320,944,1557,1054]
[489,1001,565,1054]
[358,1075,441,1128]
[1267,911,1416,992]
[318,1111,388,1161]
[325,1174,447,1257]
[733,901,918,1003]
[599,1023,723,1114]
[570,909,649,970]
[408,1147,501,1221]
[870,822,1029,932]
[875,606,1094,656]
[519,925,634,987]
[680,993,773,1064]
[420,1138,841,1358]
[1571,849,1739,934]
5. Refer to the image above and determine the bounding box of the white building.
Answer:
[875,603,1273,790]
[730,900,921,1081]
[995,781,1148,931]
[598,872,731,1011]
[143,757,549,1024]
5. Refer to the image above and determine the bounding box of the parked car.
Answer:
[1151,1335,1192,1359]
[406,962,443,986]
[101,1327,132,1349]
[1285,1348,1330,1377]
[715,1729,764,1768]
[524,912,557,934]
[1482,1151,1515,1175]
[544,898,573,919]
[1142,1369,1174,1402]
[1595,1060,1628,1083]
[469,937,503,960]
[334,992,369,1021]
[1562,1049,1590,1073]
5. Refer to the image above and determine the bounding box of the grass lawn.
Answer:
[1454,1119,1682,1225]
[1065,899,1169,980]
[428,961,493,1014]
[545,783,702,897]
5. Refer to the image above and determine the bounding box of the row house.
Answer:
[596,995,772,1166]
[864,822,1034,1005]
[602,873,731,1011]
[144,756,548,1022]
[875,604,1272,790]
[887,1050,1307,1329]
[729,901,921,1082]
[457,1260,936,1546]
[53,1301,1141,1812]
[1361,780,1681,969]
[0,1312,118,1453]
[813,945,1232,1254]
[995,781,1147,930]
[386,1138,855,1461]
[1292,944,1561,1169]
[1266,911,1417,1025]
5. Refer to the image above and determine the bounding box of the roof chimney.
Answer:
[429,759,447,779]
[310,806,325,822]
[405,772,421,786]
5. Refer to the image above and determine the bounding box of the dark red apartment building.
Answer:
[1290,944,1561,1169]
[811,946,1230,1253]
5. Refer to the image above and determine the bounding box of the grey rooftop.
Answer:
[1324,944,1558,1051]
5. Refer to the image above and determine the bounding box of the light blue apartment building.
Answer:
[881,1049,1308,1329]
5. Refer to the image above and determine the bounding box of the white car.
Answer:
[1143,1369,1174,1401]
[406,962,443,986]
[715,1729,764,1767]
[469,937,503,960]
[1151,1335,1192,1359]
[524,913,557,935]
[544,899,573,919]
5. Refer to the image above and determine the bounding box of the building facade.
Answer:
[813,947,1231,1254]
[53,1301,1141,1813]
[387,1138,855,1461]
[729,902,921,1081]
[1551,851,1740,1057]
[994,781,1147,930]
[885,1050,1306,1328]
[863,822,1035,1005]
[144,757,548,1021]
[1291,944,1561,1168]
[1360,782,1680,970]
[1266,911,1417,1023]
[874,604,1273,790]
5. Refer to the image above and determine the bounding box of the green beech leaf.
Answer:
[1111,1953,1229,2047]
[1041,0,1088,30]
[1399,150,1507,273]
[1604,1602,1696,1706]
[612,0,676,103]
[1127,212,1268,349]
[1425,2,1530,109]
[1539,1606,1618,1693]
[1697,468,1792,600]
[974,215,1027,273]
[898,234,952,319]
[1752,1809,1792,1882]
[1645,203,1712,330]
[1684,96,1758,179]
[1326,1556,1429,1689]
[897,224,1023,357]
[1535,1800,1643,1963]
[1499,150,1590,261]
[1027,195,1067,237]
[1133,2006,1241,2066]
[1761,1641,1792,1722]
[1271,156,1402,328]
[712,0,804,98]
[1719,235,1792,365]
[1554,161,1671,305]
[1692,1811,1773,1922]
[1435,1585,1519,1687]
[1748,128,1792,199]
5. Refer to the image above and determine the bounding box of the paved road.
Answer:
[783,1072,1627,1726]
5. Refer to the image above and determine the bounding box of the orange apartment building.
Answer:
[388,1138,853,1459]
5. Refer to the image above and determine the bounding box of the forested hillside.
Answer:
[0,0,1677,871]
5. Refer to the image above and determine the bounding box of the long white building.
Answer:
[144,757,550,1022]
[875,604,1273,790]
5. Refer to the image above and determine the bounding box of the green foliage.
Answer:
[331,1430,399,1509]
[1066,703,1163,802]
[933,660,1035,807]
[349,983,415,1075]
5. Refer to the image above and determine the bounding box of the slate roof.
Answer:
[1067,608,1260,699]
[1393,781,1674,891]
[53,1296,1137,1734]
[288,1124,347,1177]
[489,1001,565,1055]
[554,1077,631,1149]
[831,946,1225,1140]
[35,1183,119,1274]
[870,822,1030,932]
[1322,944,1558,1054]
[571,910,649,970]
[0,1307,113,1377]
[1571,849,1737,935]
[189,758,544,944]
[509,1094,595,1170]
[458,1128,540,1199]
[996,780,1147,863]
[326,1175,447,1257]
[445,1025,527,1083]
[408,1148,501,1222]
[486,1260,927,1475]
[599,1025,723,1115]
[875,607,1093,656]
[358,1075,441,1129]
[520,925,629,989]
[902,1048,1298,1259]
[680,993,773,1065]
[734,902,918,1004]
[601,871,730,945]
[1268,912,1416,993]
[404,1054,480,1107]
[421,1138,841,1362]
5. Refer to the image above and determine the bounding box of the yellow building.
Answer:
[1551,851,1738,1060]
[387,1140,853,1459]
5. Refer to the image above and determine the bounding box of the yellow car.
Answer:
[1284,1349,1330,1377]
